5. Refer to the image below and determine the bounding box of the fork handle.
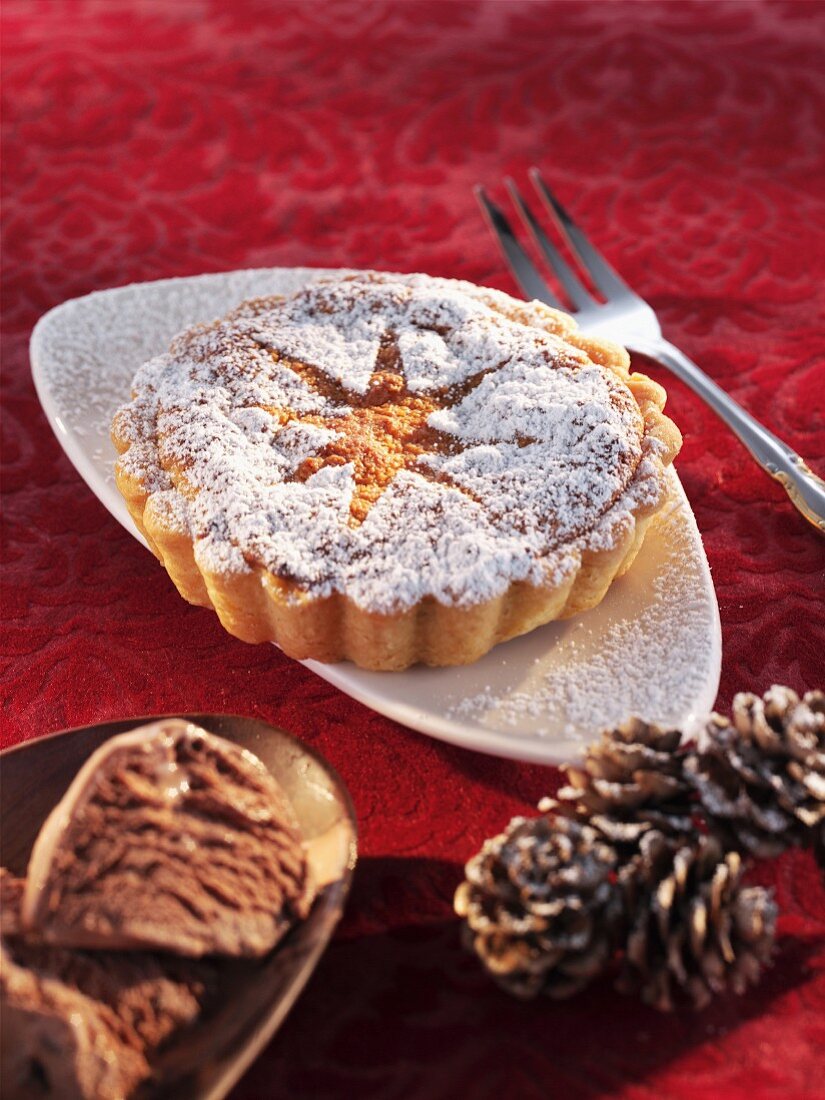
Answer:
[631,338,825,533]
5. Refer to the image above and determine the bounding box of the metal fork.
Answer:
[477,169,825,532]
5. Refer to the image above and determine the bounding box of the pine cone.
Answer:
[686,686,825,860]
[617,831,777,1011]
[455,815,620,999]
[544,718,696,851]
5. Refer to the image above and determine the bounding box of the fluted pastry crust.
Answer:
[112,273,681,670]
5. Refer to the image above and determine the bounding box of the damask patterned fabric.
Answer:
[1,2,823,1097]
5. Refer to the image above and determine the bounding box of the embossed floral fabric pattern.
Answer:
[1,2,824,1098]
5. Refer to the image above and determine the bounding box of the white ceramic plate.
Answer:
[30,267,721,764]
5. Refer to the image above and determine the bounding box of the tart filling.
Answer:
[112,273,681,668]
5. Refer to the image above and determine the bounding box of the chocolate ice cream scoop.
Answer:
[2,868,211,1100]
[1,938,151,1100]
[1,938,209,1100]
[21,719,313,957]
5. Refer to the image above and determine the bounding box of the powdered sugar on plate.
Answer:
[445,492,715,742]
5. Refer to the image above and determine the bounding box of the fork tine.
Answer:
[474,185,563,310]
[505,177,593,310]
[529,168,631,298]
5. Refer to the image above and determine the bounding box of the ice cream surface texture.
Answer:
[22,719,313,956]
[1,871,210,1100]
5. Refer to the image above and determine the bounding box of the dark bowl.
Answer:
[0,714,358,1100]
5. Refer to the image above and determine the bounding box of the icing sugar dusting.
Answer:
[446,490,719,747]
[114,274,666,614]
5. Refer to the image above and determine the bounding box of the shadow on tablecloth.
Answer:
[233,855,823,1100]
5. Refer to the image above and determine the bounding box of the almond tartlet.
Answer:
[111,273,681,670]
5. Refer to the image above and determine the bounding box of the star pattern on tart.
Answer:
[257,337,495,526]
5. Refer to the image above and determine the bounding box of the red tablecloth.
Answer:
[2,2,824,1097]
